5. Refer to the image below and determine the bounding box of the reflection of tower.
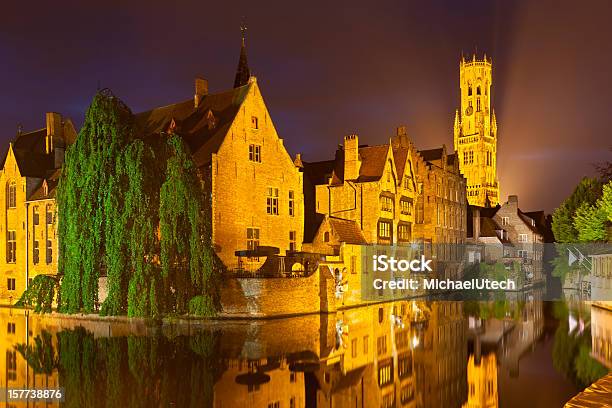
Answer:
[454,54,499,207]
[463,353,498,408]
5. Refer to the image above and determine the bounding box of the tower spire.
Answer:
[233,20,251,88]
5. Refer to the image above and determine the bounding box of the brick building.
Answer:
[303,127,419,253]
[468,195,546,285]
[135,40,304,270]
[412,144,468,279]
[0,113,76,305]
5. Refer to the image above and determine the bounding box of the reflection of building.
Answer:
[413,302,468,408]
[453,55,499,207]
[213,358,305,408]
[463,353,498,408]
[590,255,612,301]
[315,302,419,408]
[590,303,612,369]
[0,113,76,305]
[0,309,60,407]
[465,299,544,378]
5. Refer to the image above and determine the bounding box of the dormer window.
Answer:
[251,116,259,129]
[42,180,48,196]
[206,110,217,130]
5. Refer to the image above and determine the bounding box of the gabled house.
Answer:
[0,113,77,304]
[134,41,304,271]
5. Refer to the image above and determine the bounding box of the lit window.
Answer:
[6,231,16,263]
[266,187,279,215]
[378,221,391,239]
[248,144,261,162]
[518,234,528,243]
[378,359,393,386]
[251,116,259,129]
[6,181,16,208]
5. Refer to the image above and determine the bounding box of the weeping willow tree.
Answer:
[58,89,135,313]
[57,90,218,317]
[159,135,217,316]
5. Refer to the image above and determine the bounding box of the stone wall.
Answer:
[220,267,333,318]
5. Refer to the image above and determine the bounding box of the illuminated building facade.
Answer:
[454,55,499,207]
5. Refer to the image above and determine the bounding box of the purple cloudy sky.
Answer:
[1,0,611,212]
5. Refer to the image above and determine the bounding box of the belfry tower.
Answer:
[453,54,499,207]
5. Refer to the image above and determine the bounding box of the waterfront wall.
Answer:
[220,266,337,317]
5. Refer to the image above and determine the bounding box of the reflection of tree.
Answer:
[14,330,59,375]
[552,303,608,388]
[463,300,525,320]
[17,327,222,407]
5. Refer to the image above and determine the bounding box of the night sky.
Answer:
[2,0,611,212]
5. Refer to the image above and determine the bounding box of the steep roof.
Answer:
[356,145,389,182]
[418,148,444,163]
[392,147,409,180]
[1,129,57,178]
[28,168,61,201]
[328,217,367,245]
[134,84,250,167]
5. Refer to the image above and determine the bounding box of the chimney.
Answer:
[394,125,410,148]
[294,153,304,168]
[194,77,208,108]
[507,195,519,208]
[343,134,361,181]
[45,112,63,154]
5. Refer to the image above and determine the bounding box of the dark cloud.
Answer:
[1,0,610,212]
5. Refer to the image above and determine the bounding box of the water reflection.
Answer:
[0,300,609,407]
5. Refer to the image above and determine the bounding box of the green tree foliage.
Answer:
[573,180,612,242]
[159,135,218,316]
[58,90,135,313]
[57,90,219,317]
[552,177,602,242]
[16,275,60,313]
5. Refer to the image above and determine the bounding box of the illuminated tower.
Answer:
[454,54,499,207]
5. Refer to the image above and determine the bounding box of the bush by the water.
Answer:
[16,275,60,313]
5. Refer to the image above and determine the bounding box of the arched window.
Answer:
[324,231,330,242]
[6,181,16,208]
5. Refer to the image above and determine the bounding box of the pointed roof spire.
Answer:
[233,20,251,88]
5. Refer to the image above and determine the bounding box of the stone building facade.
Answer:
[468,196,546,286]
[0,113,76,305]
[304,127,419,253]
[412,145,468,279]
[453,55,500,207]
[135,42,304,271]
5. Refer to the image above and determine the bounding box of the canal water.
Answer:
[0,300,609,407]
